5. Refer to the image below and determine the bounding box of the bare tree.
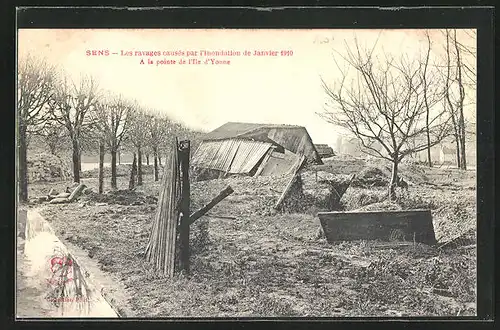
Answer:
[49,73,99,183]
[94,94,133,189]
[422,31,438,167]
[319,37,451,199]
[37,122,69,156]
[127,105,149,186]
[146,111,172,181]
[17,54,56,201]
[441,29,476,170]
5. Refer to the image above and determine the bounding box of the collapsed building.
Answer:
[192,122,323,180]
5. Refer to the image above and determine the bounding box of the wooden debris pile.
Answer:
[35,183,89,204]
[145,139,181,277]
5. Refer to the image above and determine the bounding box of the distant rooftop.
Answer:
[203,122,304,141]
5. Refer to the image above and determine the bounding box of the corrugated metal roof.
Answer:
[192,139,272,174]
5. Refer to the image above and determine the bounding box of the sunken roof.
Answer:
[202,122,303,141]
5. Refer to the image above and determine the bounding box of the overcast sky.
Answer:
[18,29,476,148]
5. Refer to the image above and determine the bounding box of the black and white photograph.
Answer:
[15,8,489,320]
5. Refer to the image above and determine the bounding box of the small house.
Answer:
[192,122,322,180]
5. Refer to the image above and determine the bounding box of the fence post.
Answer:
[178,140,191,274]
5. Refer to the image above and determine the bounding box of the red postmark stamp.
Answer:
[47,255,74,284]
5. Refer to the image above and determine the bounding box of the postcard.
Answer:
[16,11,481,319]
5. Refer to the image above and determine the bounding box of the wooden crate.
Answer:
[318,209,437,245]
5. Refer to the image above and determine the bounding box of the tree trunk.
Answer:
[426,114,432,167]
[98,141,104,194]
[459,119,467,170]
[129,152,137,190]
[159,155,162,167]
[423,32,432,168]
[454,29,467,171]
[111,148,117,189]
[137,147,143,186]
[454,134,461,169]
[118,149,121,165]
[18,124,28,202]
[153,148,159,182]
[388,158,399,201]
[72,139,80,183]
[146,154,150,166]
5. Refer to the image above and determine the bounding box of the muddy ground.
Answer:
[26,157,477,317]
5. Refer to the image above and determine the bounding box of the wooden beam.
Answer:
[318,209,437,245]
[188,185,234,226]
[274,155,306,210]
[68,183,87,202]
[274,174,299,210]
[178,140,191,274]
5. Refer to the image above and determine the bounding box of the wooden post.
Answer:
[178,140,191,274]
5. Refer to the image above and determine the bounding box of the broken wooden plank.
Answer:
[188,185,234,226]
[318,209,437,245]
[68,183,87,202]
[49,197,70,204]
[274,174,299,210]
[274,155,306,210]
[286,154,306,176]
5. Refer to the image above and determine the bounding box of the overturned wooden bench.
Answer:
[318,209,437,245]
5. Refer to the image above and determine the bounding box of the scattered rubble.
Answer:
[82,189,158,206]
[33,182,87,204]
